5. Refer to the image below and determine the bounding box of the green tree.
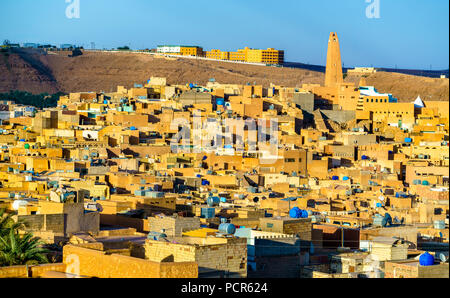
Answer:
[0,229,49,267]
[0,209,22,237]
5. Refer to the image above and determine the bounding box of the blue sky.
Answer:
[0,0,448,69]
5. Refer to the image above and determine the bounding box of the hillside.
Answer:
[0,49,448,102]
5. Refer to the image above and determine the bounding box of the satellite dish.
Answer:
[436,253,448,263]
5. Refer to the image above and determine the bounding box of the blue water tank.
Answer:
[422,180,430,186]
[201,208,215,219]
[189,83,194,88]
[196,174,202,178]
[247,187,257,193]
[207,196,220,207]
[220,197,227,203]
[219,223,236,235]
[419,252,435,266]
[362,155,369,160]
[216,98,225,106]
[376,203,382,208]
[300,210,309,218]
[202,156,208,161]
[289,207,302,219]
[382,213,392,227]
[130,126,137,131]
[404,138,412,143]
[202,180,210,186]
[343,176,350,181]
[332,176,339,181]
[289,208,308,219]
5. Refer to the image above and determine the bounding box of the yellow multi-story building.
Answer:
[156,45,203,57]
[246,48,284,64]
[205,47,284,64]
[205,49,230,60]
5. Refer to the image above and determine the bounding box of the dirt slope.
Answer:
[0,49,448,102]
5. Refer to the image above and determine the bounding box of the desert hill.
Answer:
[0,49,448,102]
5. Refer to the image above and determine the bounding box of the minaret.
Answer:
[359,76,367,87]
[325,32,344,87]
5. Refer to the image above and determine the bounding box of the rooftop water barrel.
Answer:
[216,98,225,106]
[147,231,167,241]
[220,197,227,203]
[419,252,435,266]
[201,207,215,219]
[382,213,392,227]
[376,203,382,208]
[289,207,301,219]
[434,220,445,230]
[24,144,30,149]
[404,138,412,143]
[207,196,220,207]
[332,176,339,181]
[134,190,145,196]
[12,200,28,211]
[362,155,369,160]
[202,180,210,186]
[219,223,236,235]
[196,174,202,178]
[146,191,164,198]
[247,186,257,193]
[300,210,309,218]
[343,176,350,181]
[422,180,430,186]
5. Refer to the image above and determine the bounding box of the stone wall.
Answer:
[63,244,198,278]
[0,263,67,278]
[145,237,247,277]
[18,214,65,234]
[0,265,28,278]
[148,216,201,236]
[100,214,149,233]
[385,261,449,278]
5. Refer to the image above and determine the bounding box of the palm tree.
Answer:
[0,209,22,237]
[0,229,49,267]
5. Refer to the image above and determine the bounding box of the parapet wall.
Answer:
[63,244,198,278]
